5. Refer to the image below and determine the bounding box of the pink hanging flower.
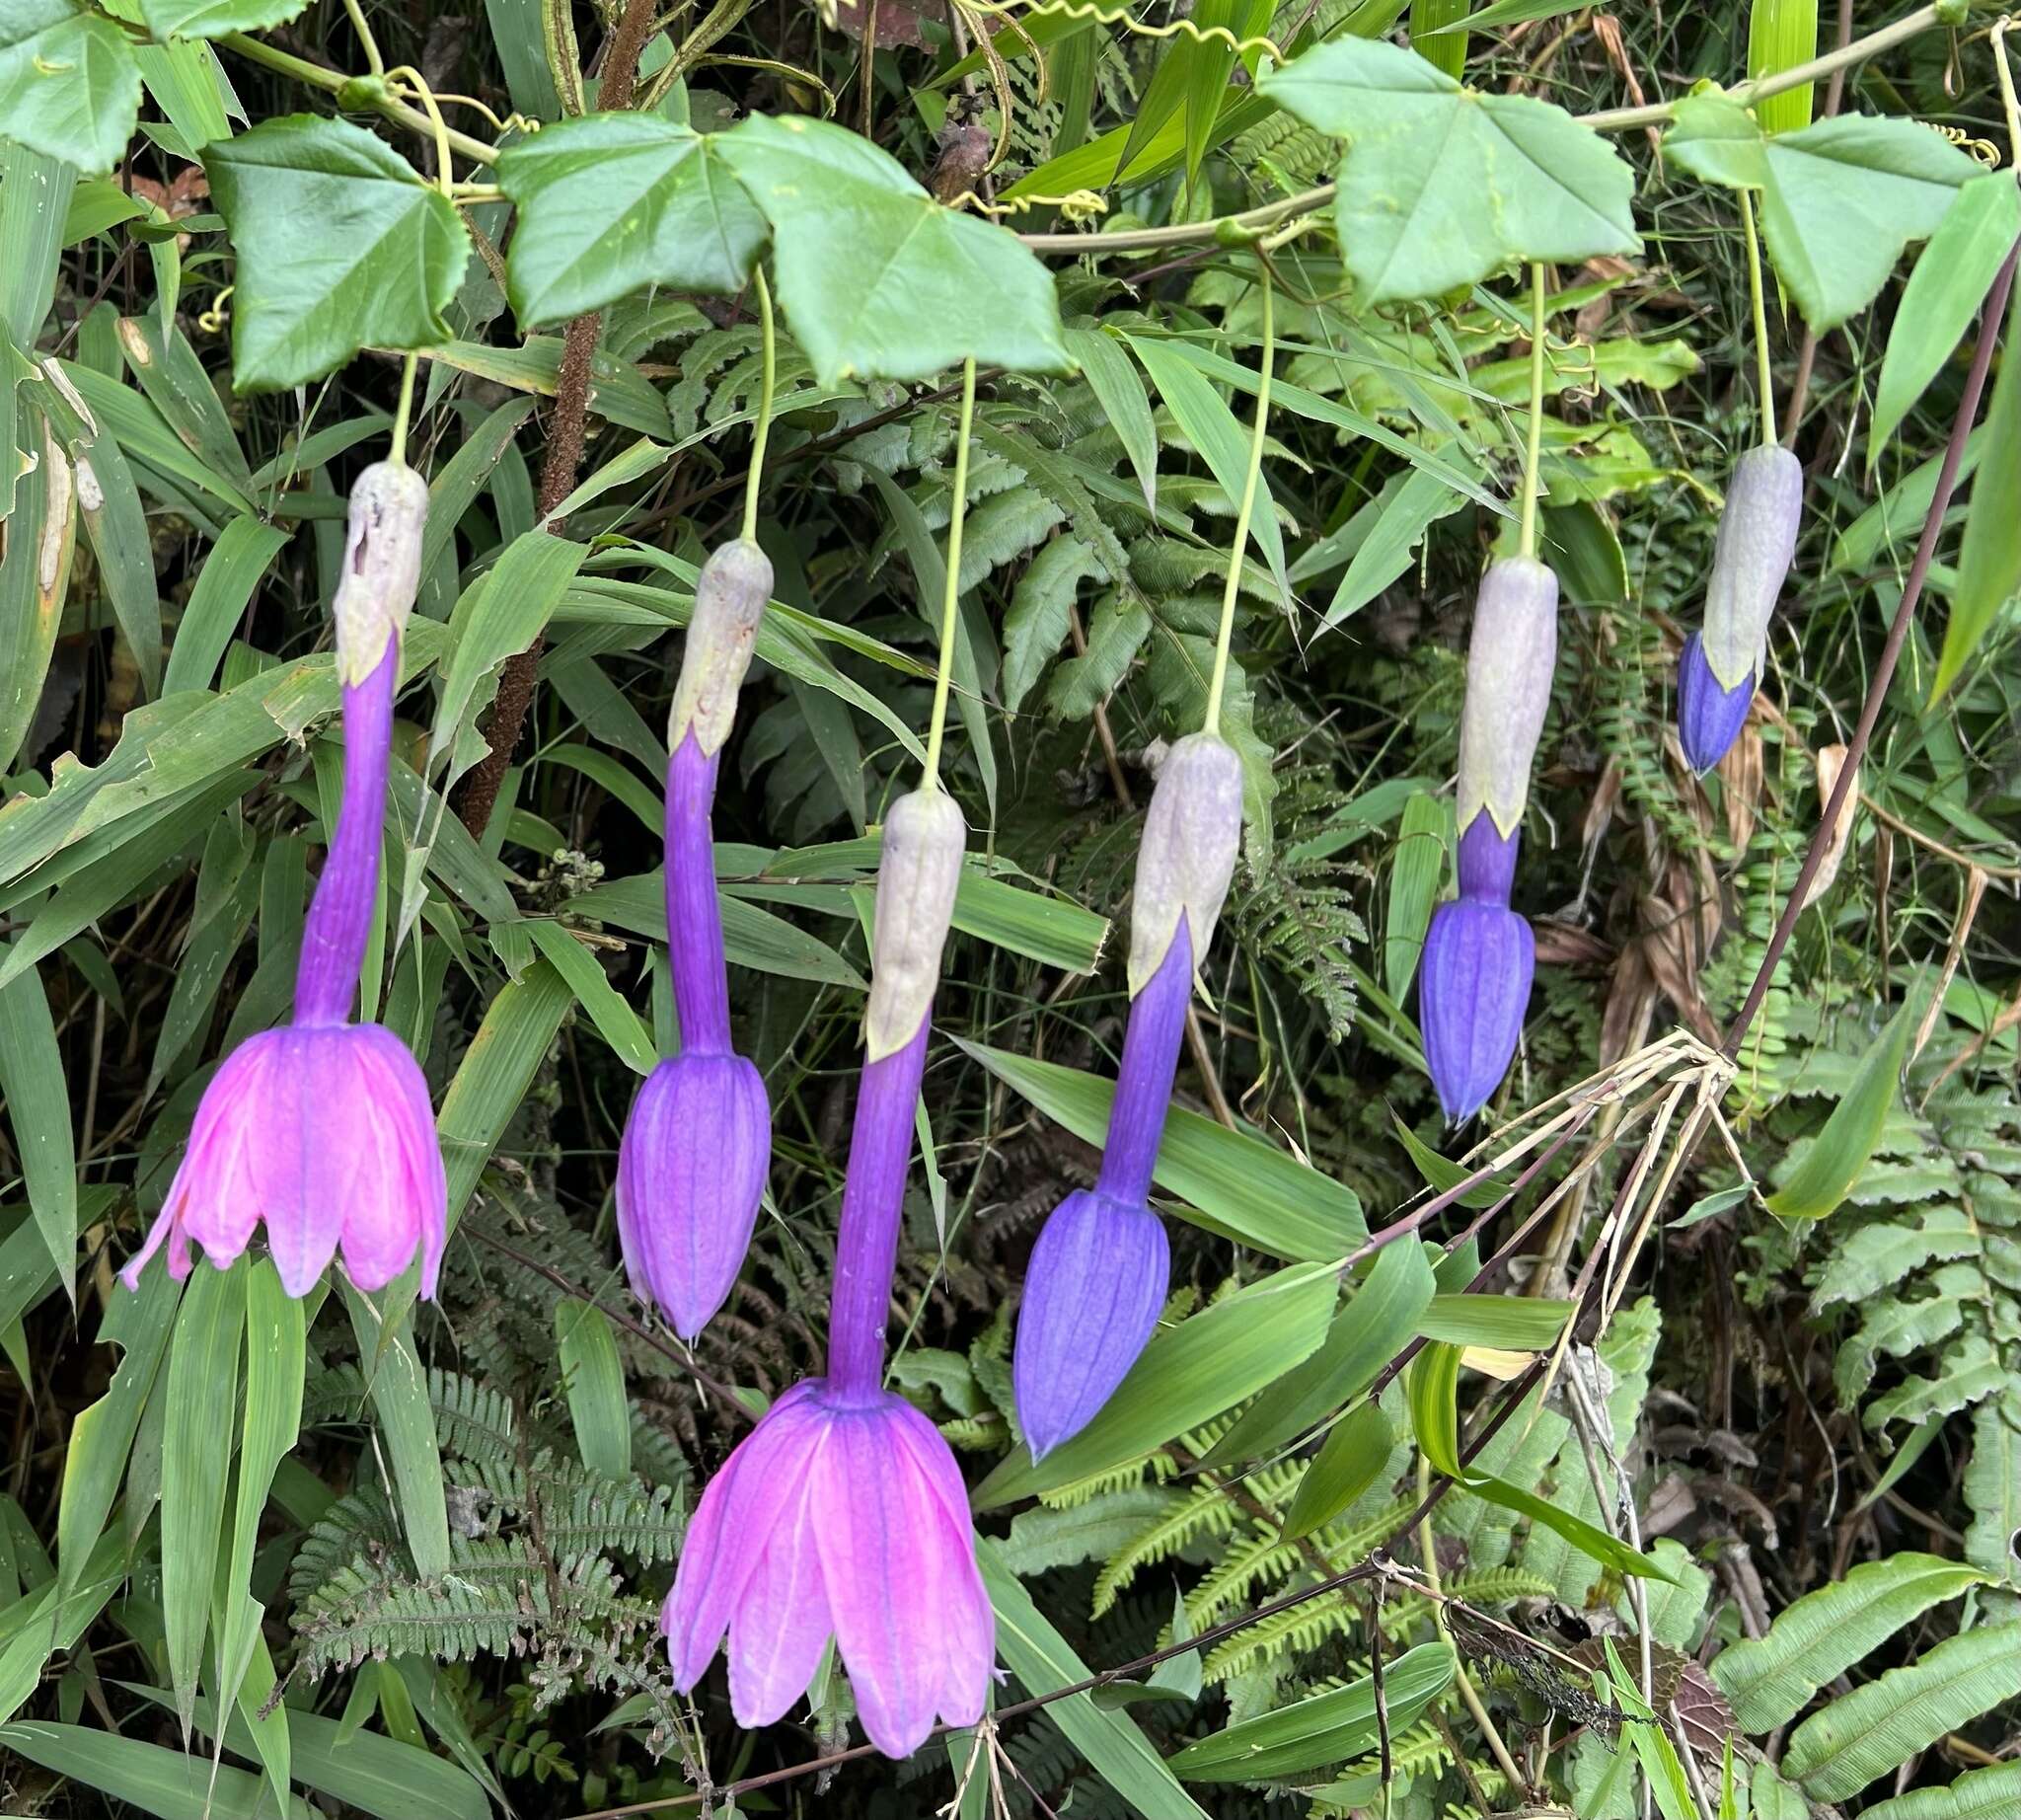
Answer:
[661,789,995,1757]
[122,463,446,1298]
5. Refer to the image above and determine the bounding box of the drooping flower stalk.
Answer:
[1013,735,1242,1457]
[1013,264,1274,1458]
[617,537,775,1340]
[1677,194,1804,772]
[662,357,994,1759]
[1419,266,1559,1123]
[122,452,448,1298]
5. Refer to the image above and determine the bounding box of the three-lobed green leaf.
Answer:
[0,1,139,174]
[1667,94,1982,330]
[494,113,768,327]
[1259,36,1640,305]
[205,114,471,391]
[714,113,1070,385]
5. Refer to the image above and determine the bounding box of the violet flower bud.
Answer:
[1676,631,1757,774]
[862,788,966,1062]
[668,538,773,757]
[662,779,993,1757]
[123,465,447,1298]
[1013,915,1192,1459]
[1128,732,1243,995]
[1675,446,1800,771]
[618,595,776,1337]
[1697,445,1803,695]
[1419,815,1534,1123]
[1455,556,1559,839]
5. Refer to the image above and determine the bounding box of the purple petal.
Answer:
[1419,899,1534,1123]
[1676,632,1755,774]
[1455,813,1519,905]
[662,1383,827,1690]
[150,1031,285,1279]
[725,1438,834,1728]
[338,1024,448,1294]
[1014,1190,1168,1461]
[618,1050,771,1339]
[812,1403,949,1757]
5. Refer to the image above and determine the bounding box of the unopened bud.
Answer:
[1455,556,1559,838]
[332,461,429,685]
[1700,444,1802,693]
[863,788,966,1060]
[1128,732,1243,997]
[669,539,773,755]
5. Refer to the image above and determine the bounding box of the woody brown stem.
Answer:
[456,0,657,839]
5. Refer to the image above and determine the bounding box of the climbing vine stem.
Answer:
[1741,190,1776,447]
[1518,263,1547,561]
[389,352,419,468]
[921,357,978,795]
[741,266,777,547]
[1205,258,1274,734]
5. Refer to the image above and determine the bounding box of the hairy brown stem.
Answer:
[456,0,657,839]
[1724,242,2019,1054]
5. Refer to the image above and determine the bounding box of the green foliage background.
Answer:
[2,0,2021,1815]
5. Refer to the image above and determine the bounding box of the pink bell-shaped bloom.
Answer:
[663,788,993,1757]
[119,1020,445,1298]
[664,1375,994,1757]
[121,464,447,1298]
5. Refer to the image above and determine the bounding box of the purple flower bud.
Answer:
[1676,631,1756,774]
[1419,897,1534,1123]
[332,462,429,687]
[662,1379,993,1758]
[669,538,773,757]
[1455,812,1520,904]
[617,730,772,1337]
[1455,556,1559,838]
[863,788,965,1062]
[1013,916,1194,1456]
[1129,733,1243,995]
[618,1052,769,1341]
[1013,1190,1168,1461]
[1698,444,1802,694]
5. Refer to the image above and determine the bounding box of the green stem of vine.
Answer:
[389,351,419,468]
[1518,263,1546,561]
[342,0,385,74]
[741,266,776,547]
[1741,190,1776,449]
[921,357,978,796]
[1206,262,1274,735]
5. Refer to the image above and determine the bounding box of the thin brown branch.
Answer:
[1723,241,2019,1053]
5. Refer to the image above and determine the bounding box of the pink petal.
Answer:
[338,1027,444,1292]
[663,1384,825,1691]
[726,1460,833,1728]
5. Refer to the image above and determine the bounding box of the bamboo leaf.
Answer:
[1767,999,1915,1219]
[973,1262,1340,1507]
[978,1539,1212,1819]
[1170,1640,1456,1780]
[1282,1402,1392,1541]
[162,1256,248,1734]
[555,1299,632,1481]
[0,946,78,1293]
[959,1038,1366,1261]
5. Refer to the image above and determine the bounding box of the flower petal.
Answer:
[1419,899,1534,1123]
[1676,633,1755,775]
[339,1025,445,1293]
[662,1383,825,1691]
[726,1460,833,1729]
[1014,1190,1167,1460]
